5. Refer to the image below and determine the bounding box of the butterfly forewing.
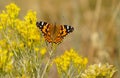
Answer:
[36,21,74,44]
[36,21,53,43]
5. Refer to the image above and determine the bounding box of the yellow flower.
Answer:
[15,10,40,41]
[54,49,88,74]
[34,47,39,52]
[19,42,24,48]
[81,63,117,78]
[5,61,13,72]
[11,41,17,48]
[16,74,30,78]
[0,49,13,72]
[0,25,3,30]
[6,3,20,18]
[1,50,7,64]
[40,48,47,56]
[83,58,88,65]
[0,11,8,27]
[21,74,30,78]
[27,41,32,47]
[24,10,36,24]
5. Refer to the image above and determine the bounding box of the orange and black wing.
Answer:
[53,25,74,43]
[36,21,53,43]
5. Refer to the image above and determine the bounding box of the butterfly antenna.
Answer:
[62,15,66,23]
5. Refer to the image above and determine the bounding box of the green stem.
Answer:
[41,44,55,78]
[41,58,51,78]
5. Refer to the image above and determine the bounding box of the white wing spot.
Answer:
[67,25,70,29]
[41,22,44,26]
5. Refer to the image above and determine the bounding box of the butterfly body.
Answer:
[36,21,74,44]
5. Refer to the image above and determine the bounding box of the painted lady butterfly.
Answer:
[36,21,74,44]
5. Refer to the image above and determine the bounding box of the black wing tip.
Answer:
[70,26,74,32]
[64,25,74,33]
[36,21,48,29]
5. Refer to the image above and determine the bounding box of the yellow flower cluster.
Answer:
[81,63,117,78]
[0,3,42,50]
[0,3,20,29]
[0,49,13,72]
[6,3,20,19]
[0,39,14,73]
[0,3,46,75]
[54,49,88,74]
[34,47,47,56]
[0,12,8,29]
[16,11,40,42]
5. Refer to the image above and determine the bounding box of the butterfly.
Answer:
[36,21,74,44]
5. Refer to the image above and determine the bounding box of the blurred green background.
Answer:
[0,0,120,78]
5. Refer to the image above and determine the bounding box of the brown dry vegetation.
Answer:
[0,0,120,78]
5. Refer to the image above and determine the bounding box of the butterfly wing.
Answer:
[36,21,53,43]
[36,21,74,44]
[53,25,74,43]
